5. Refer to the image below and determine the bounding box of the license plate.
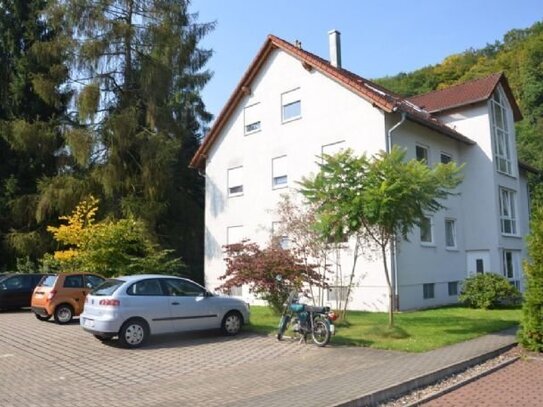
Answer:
[84,318,95,328]
[330,324,335,335]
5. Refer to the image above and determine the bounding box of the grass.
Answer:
[248,305,521,352]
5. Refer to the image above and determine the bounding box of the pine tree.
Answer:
[47,0,214,279]
[0,0,71,269]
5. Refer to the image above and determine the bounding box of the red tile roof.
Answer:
[408,73,522,121]
[190,35,515,169]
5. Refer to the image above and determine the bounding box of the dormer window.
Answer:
[490,87,513,176]
[244,103,261,135]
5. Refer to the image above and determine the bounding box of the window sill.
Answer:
[501,233,521,239]
[496,169,516,179]
[446,247,459,252]
[272,184,289,190]
[228,193,244,198]
[281,116,302,124]
[244,129,262,136]
[420,243,436,248]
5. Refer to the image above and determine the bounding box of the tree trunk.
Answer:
[341,238,360,321]
[380,243,394,327]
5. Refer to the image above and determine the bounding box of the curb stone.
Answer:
[334,342,517,407]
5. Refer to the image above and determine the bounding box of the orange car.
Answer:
[31,273,105,324]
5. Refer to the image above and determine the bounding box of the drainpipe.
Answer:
[387,111,406,310]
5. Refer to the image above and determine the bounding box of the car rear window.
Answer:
[91,279,124,296]
[39,275,58,287]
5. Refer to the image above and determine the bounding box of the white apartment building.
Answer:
[190,32,533,311]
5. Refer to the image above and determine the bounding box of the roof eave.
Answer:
[403,112,476,145]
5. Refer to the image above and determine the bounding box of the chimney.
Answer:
[328,29,342,68]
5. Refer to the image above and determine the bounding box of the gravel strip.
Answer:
[378,346,524,407]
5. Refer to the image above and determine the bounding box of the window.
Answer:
[420,216,433,244]
[448,282,458,296]
[228,286,243,296]
[163,279,205,297]
[63,275,84,288]
[440,152,452,164]
[445,219,456,248]
[85,275,105,289]
[272,156,288,188]
[272,221,289,249]
[502,250,520,289]
[281,88,301,122]
[321,141,346,159]
[490,88,513,175]
[226,226,244,295]
[423,283,435,299]
[2,275,31,290]
[499,188,517,235]
[416,145,429,164]
[244,103,261,134]
[127,279,164,296]
[227,166,243,197]
[327,286,349,302]
[476,259,484,274]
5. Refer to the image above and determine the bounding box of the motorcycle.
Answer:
[276,288,338,347]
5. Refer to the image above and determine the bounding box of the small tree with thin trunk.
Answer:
[301,147,462,326]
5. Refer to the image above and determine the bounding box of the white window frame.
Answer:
[448,281,459,296]
[416,144,429,165]
[244,102,261,135]
[281,88,301,123]
[499,187,518,236]
[271,221,289,249]
[227,166,243,197]
[423,283,435,300]
[420,216,434,246]
[490,87,513,176]
[502,250,520,289]
[226,225,244,296]
[272,155,288,189]
[445,218,457,249]
[327,286,349,302]
[440,152,452,164]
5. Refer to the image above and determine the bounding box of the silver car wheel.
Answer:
[124,323,145,345]
[222,312,241,335]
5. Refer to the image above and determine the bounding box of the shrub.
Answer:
[219,240,324,314]
[519,207,543,351]
[459,273,520,309]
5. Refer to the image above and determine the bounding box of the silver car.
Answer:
[80,275,250,348]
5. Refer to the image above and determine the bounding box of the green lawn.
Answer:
[248,305,521,352]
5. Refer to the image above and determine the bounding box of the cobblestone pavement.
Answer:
[0,310,518,407]
[421,354,543,407]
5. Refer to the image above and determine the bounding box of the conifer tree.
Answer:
[0,0,71,268]
[46,0,214,279]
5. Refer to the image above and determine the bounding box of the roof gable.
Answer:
[408,73,522,121]
[190,35,483,169]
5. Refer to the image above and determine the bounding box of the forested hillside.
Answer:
[376,20,543,172]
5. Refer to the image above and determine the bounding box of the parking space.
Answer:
[0,309,333,406]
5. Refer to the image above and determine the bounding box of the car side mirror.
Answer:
[204,291,213,298]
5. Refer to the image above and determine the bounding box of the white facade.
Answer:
[199,42,530,311]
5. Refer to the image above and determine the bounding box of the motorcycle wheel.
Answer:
[277,315,290,341]
[311,319,331,347]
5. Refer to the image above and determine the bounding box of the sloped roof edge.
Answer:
[190,35,473,169]
[408,73,523,122]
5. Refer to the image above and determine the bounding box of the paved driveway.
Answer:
[0,309,401,407]
[0,310,519,407]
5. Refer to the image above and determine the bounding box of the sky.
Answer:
[192,0,542,119]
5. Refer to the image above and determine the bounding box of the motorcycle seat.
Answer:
[304,305,330,313]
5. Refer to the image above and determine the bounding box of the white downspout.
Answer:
[387,111,406,310]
